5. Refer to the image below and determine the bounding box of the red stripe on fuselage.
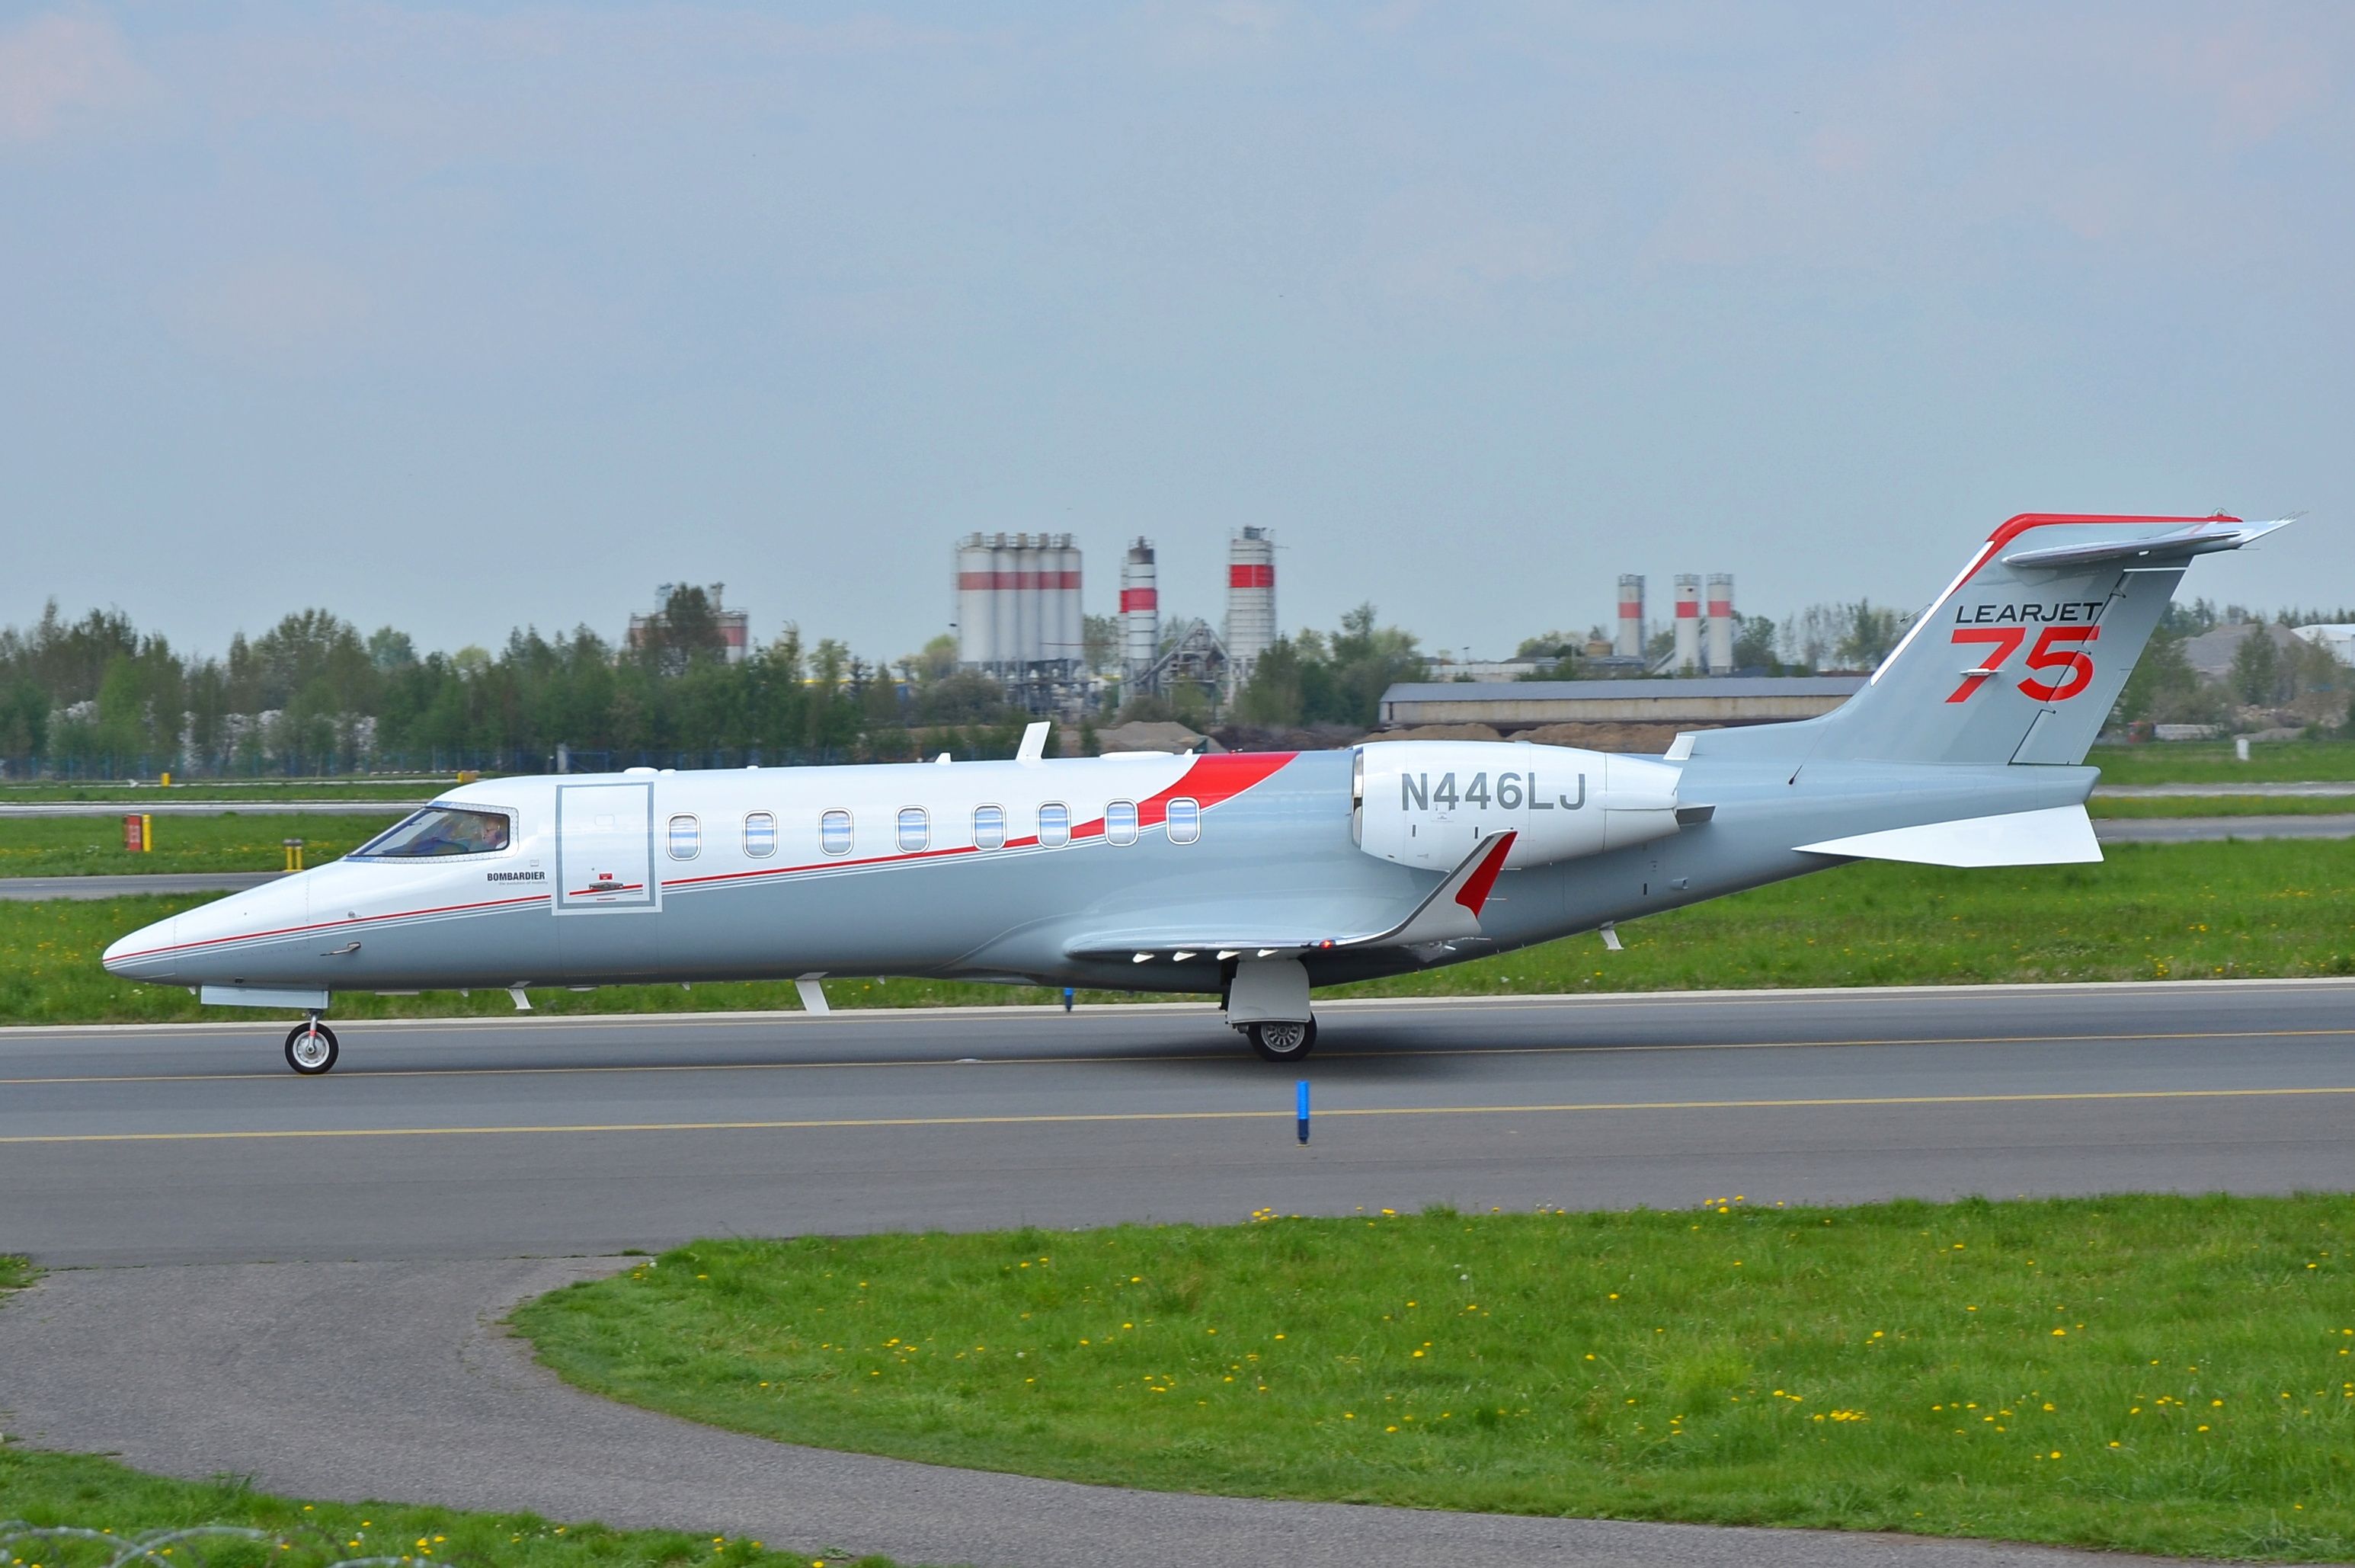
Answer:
[664,751,1300,882]
[126,753,1309,956]
[107,892,554,962]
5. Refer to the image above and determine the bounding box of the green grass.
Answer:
[2089,739,2355,785]
[12,838,2355,1024]
[2087,795,2355,818]
[0,1253,31,1291]
[514,1198,2355,1560]
[0,1451,895,1568]
[0,814,402,877]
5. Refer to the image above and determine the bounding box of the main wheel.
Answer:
[1247,1018,1317,1063]
[283,1020,340,1076]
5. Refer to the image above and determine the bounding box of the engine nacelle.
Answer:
[1352,741,1682,872]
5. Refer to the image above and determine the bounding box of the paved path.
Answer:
[0,800,421,817]
[0,1257,2183,1568]
[2091,813,2355,842]
[2095,781,2355,796]
[0,871,285,901]
[8,982,2353,1266]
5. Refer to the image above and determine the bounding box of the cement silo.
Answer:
[1048,533,1083,672]
[1122,539,1159,691]
[1673,574,1702,674]
[1615,574,1646,660]
[955,534,999,670]
[1706,573,1736,673]
[1226,526,1276,689]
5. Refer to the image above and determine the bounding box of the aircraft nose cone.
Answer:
[104,914,179,978]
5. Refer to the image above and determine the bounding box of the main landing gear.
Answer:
[1245,1017,1318,1063]
[284,1015,340,1075]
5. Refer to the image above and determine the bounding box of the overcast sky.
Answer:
[2,2,2347,664]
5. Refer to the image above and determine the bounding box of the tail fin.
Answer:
[1696,514,2289,767]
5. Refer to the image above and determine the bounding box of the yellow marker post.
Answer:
[140,814,153,854]
[160,771,171,788]
[283,838,306,872]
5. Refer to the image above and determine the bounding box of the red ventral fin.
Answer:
[1453,830,1515,917]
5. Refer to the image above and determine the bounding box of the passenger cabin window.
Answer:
[821,810,853,856]
[667,814,700,859]
[898,807,930,853]
[1038,802,1070,848]
[1166,797,1201,844]
[1106,800,1139,846]
[355,806,510,858]
[744,812,776,858]
[973,805,1006,850]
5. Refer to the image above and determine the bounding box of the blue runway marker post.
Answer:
[1061,987,1074,1013]
[1296,1078,1310,1144]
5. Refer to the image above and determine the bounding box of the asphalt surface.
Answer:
[2097,781,2355,796]
[7,982,2353,1266]
[0,870,285,900]
[0,799,423,817]
[2091,812,2355,841]
[12,982,2316,1568]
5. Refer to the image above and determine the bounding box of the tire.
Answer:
[284,1021,340,1076]
[1247,1018,1317,1063]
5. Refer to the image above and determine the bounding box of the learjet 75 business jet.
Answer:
[104,512,2287,1074]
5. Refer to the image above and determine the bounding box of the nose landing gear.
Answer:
[284,1015,341,1075]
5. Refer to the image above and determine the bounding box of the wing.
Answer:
[1064,830,1518,965]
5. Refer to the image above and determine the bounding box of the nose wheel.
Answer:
[1246,1017,1317,1063]
[284,1017,341,1075]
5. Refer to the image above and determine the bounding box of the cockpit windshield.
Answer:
[354,806,511,858]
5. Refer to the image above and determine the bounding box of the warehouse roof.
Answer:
[1377,674,1867,734]
[1381,676,1865,705]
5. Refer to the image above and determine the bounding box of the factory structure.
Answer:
[946,530,1763,716]
[1610,571,1744,676]
[951,532,1089,712]
[956,527,1281,712]
[626,584,752,664]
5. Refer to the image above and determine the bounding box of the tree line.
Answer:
[4,587,2347,779]
[0,588,1438,777]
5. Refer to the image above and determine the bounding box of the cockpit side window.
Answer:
[354,806,511,858]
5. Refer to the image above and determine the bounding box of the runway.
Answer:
[5,981,2352,1267]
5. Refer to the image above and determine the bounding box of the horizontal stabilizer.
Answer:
[1793,805,2101,868]
[2001,518,2289,570]
[1067,830,1518,962]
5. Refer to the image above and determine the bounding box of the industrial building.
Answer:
[1377,675,1864,733]
[953,532,1086,711]
[626,585,750,664]
[1610,571,1745,675]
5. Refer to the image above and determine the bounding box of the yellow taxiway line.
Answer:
[8,1027,2355,1088]
[3,1083,2351,1144]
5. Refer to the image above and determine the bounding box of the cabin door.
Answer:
[555,782,658,913]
